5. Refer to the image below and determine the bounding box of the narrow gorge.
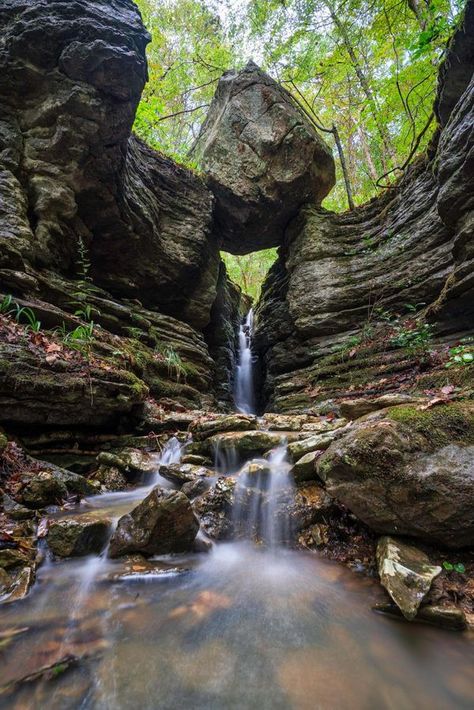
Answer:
[0,0,473,707]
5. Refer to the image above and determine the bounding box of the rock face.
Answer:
[376,536,442,620]
[108,486,199,557]
[0,0,218,330]
[317,403,474,548]
[254,1,474,412]
[191,61,335,254]
[0,0,242,426]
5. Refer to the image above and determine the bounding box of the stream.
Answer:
[1,436,473,709]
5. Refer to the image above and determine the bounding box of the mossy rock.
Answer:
[48,516,112,557]
[317,402,474,548]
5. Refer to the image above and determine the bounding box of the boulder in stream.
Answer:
[376,536,442,620]
[158,463,214,487]
[317,403,474,548]
[48,515,112,557]
[109,487,199,557]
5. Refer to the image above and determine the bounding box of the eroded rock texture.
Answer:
[192,61,335,254]
[0,0,241,427]
[254,1,474,412]
[0,0,219,329]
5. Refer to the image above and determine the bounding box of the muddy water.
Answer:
[1,540,473,709]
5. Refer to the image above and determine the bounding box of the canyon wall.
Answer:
[254,0,474,412]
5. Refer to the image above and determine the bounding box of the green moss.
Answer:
[0,431,8,454]
[387,402,474,448]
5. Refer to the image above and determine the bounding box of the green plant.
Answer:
[443,561,466,574]
[0,295,14,315]
[68,237,101,320]
[445,338,474,369]
[155,343,187,383]
[390,321,434,352]
[124,326,147,341]
[62,322,95,353]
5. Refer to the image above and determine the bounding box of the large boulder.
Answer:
[108,486,199,557]
[191,61,335,254]
[317,403,474,548]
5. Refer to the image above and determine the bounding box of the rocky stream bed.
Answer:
[0,0,473,707]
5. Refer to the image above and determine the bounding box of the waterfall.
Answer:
[232,443,294,547]
[234,309,256,415]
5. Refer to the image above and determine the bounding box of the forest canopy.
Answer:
[133,0,463,297]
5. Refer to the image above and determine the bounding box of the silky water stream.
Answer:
[1,416,474,706]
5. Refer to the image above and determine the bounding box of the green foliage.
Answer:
[0,295,14,315]
[443,561,466,573]
[221,248,278,299]
[61,323,95,353]
[390,321,434,354]
[133,0,464,212]
[445,338,474,369]
[155,343,187,382]
[134,0,235,164]
[0,295,41,333]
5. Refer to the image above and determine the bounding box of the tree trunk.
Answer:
[333,124,355,210]
[324,0,395,172]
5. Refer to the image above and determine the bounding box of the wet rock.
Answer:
[94,465,127,492]
[181,454,212,466]
[238,460,272,480]
[262,413,346,432]
[159,463,214,487]
[287,427,347,461]
[192,61,335,254]
[97,448,157,476]
[109,487,199,557]
[0,565,35,604]
[416,605,467,630]
[181,478,211,499]
[376,536,442,620]
[374,602,467,631]
[304,523,330,547]
[20,472,68,509]
[190,413,257,441]
[2,493,35,520]
[290,451,320,483]
[47,515,112,557]
[0,548,29,569]
[193,477,236,540]
[208,430,288,458]
[317,403,474,548]
[290,483,333,531]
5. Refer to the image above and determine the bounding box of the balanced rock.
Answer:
[48,515,112,557]
[109,487,199,557]
[317,403,474,548]
[376,536,441,620]
[191,61,335,254]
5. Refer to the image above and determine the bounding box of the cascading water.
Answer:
[232,443,294,547]
[234,309,256,415]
